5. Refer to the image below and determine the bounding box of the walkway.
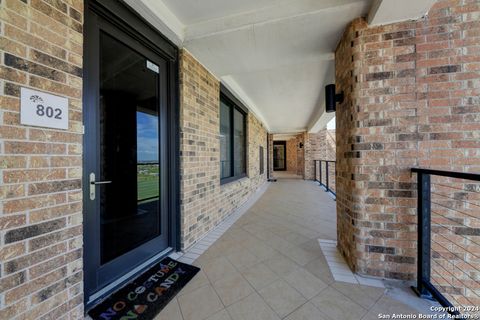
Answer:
[157,177,434,320]
[271,171,304,180]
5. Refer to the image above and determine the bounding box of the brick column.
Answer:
[335,0,480,281]
[286,138,297,172]
[296,133,305,177]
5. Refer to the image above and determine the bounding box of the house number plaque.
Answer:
[20,87,69,130]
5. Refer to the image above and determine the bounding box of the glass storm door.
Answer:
[84,6,173,304]
[97,31,167,265]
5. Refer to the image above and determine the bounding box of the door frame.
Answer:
[83,0,180,309]
[273,141,287,171]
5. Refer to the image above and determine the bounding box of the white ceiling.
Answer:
[368,0,437,26]
[162,0,286,25]
[125,0,435,133]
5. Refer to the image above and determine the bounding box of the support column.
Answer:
[335,18,421,280]
[335,0,480,281]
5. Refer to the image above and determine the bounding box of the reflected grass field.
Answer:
[137,164,159,201]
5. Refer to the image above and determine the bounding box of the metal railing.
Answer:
[412,168,480,318]
[314,160,336,197]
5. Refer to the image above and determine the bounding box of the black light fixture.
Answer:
[325,84,344,113]
[298,142,304,149]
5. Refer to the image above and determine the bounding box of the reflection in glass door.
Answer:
[98,32,164,264]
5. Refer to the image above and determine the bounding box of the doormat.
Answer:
[88,257,200,320]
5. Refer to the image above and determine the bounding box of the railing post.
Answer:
[319,161,322,186]
[413,172,433,300]
[314,160,317,182]
[325,161,329,193]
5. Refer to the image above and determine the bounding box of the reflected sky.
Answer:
[137,111,159,162]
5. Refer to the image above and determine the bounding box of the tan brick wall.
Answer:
[326,130,336,161]
[179,50,268,249]
[0,0,84,318]
[286,138,297,172]
[335,0,480,282]
[268,134,274,179]
[296,133,305,177]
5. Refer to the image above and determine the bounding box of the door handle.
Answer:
[89,173,112,200]
[91,180,112,185]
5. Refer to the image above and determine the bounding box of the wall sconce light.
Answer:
[298,142,304,149]
[325,84,344,113]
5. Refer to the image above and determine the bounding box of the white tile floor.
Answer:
[318,239,384,288]
[169,182,270,265]
[154,175,439,320]
[86,174,442,320]
[272,171,303,179]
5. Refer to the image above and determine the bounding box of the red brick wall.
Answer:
[416,0,480,307]
[335,0,480,281]
[304,129,336,181]
[335,18,362,273]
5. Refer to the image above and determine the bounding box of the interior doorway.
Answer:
[273,141,287,171]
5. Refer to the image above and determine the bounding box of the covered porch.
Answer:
[161,176,438,320]
[0,0,478,318]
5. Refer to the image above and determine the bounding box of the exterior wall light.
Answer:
[325,84,344,113]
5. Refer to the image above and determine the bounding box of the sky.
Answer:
[327,116,336,130]
[136,111,159,162]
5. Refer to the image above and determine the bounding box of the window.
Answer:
[259,146,264,175]
[220,87,247,183]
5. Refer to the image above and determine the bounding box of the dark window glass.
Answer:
[99,32,161,264]
[259,146,264,174]
[220,101,232,179]
[234,109,246,176]
[220,93,247,182]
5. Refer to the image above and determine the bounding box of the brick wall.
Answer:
[179,50,268,249]
[286,138,297,172]
[335,0,480,282]
[296,133,305,177]
[0,0,84,319]
[268,134,274,179]
[326,130,336,161]
[416,0,480,307]
[304,129,336,180]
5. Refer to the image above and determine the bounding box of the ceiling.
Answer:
[124,0,436,133]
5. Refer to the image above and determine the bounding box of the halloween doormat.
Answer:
[88,257,200,320]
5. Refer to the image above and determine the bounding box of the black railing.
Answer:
[314,160,336,197]
[412,168,480,318]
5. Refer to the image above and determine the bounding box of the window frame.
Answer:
[220,84,248,185]
[259,146,264,175]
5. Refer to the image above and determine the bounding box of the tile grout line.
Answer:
[359,286,388,320]
[318,239,385,288]
[172,182,271,264]
[174,296,186,320]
